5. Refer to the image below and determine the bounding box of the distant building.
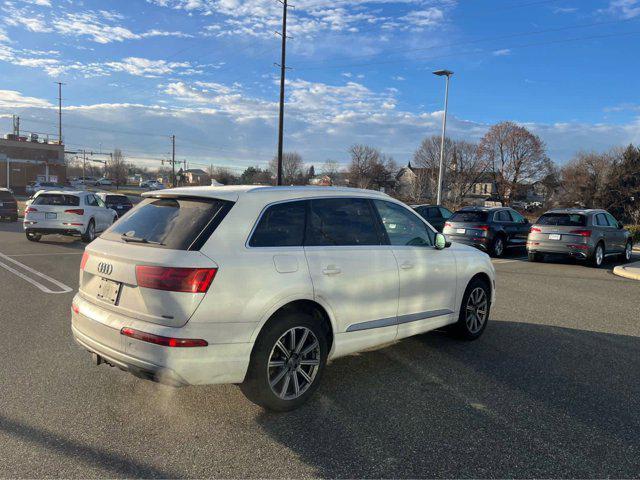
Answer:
[0,134,67,195]
[183,168,209,185]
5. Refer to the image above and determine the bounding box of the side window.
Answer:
[374,200,434,247]
[249,201,306,247]
[86,195,98,207]
[95,196,106,208]
[427,207,442,218]
[509,210,526,223]
[605,213,620,228]
[306,198,381,246]
[439,207,452,219]
[595,213,609,226]
[494,210,511,222]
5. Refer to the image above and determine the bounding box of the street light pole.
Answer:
[433,69,453,205]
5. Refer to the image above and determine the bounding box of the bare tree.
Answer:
[107,149,128,188]
[559,151,614,208]
[413,136,488,206]
[348,144,380,189]
[320,159,342,184]
[269,152,304,185]
[478,122,549,204]
[207,165,238,185]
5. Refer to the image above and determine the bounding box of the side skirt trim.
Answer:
[346,309,454,333]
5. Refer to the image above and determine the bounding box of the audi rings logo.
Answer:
[97,262,113,276]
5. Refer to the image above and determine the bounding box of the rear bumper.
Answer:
[526,241,593,259]
[70,294,253,386]
[449,236,490,251]
[25,226,83,236]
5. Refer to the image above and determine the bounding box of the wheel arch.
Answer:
[466,271,493,304]
[250,298,336,355]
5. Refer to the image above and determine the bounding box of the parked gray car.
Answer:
[527,209,633,267]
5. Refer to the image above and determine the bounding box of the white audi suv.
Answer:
[24,190,117,243]
[71,186,495,411]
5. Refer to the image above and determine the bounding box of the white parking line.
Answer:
[492,256,528,264]
[0,251,74,294]
[7,252,84,257]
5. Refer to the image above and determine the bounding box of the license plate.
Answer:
[45,212,57,219]
[456,228,466,234]
[97,278,122,305]
[116,205,123,209]
[549,234,561,240]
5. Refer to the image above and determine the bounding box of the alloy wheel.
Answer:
[625,243,632,261]
[465,287,488,334]
[494,238,504,257]
[267,327,321,401]
[595,245,603,266]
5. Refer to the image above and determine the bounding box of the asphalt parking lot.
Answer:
[1,220,639,478]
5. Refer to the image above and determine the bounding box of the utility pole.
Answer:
[56,82,65,145]
[275,0,292,186]
[171,135,176,187]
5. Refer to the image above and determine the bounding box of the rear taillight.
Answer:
[444,222,452,228]
[570,229,592,237]
[135,266,217,293]
[71,303,79,314]
[65,209,85,215]
[530,227,542,233]
[120,327,208,347]
[477,225,490,231]
[80,252,89,270]
[25,207,38,213]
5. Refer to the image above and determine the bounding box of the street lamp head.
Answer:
[433,69,454,77]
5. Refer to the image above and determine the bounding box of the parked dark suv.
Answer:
[443,206,531,257]
[0,188,18,222]
[527,208,633,267]
[95,193,133,219]
[412,204,453,232]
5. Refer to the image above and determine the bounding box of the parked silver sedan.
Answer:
[526,208,633,267]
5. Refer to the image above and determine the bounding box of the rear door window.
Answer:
[605,212,620,228]
[106,195,131,205]
[536,213,587,226]
[494,210,511,222]
[33,194,80,206]
[439,207,453,219]
[102,197,233,250]
[427,207,441,218]
[306,198,381,246]
[250,201,306,247]
[595,213,609,226]
[509,210,527,223]
[450,211,489,223]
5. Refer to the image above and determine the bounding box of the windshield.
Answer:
[105,195,131,204]
[450,211,489,223]
[537,213,587,227]
[102,197,233,250]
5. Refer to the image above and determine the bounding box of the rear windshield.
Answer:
[106,195,131,204]
[537,213,587,226]
[450,211,489,223]
[102,196,233,250]
[0,191,15,201]
[33,194,80,206]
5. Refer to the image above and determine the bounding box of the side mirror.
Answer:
[435,233,451,250]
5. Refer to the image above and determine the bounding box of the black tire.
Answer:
[26,231,41,242]
[240,310,328,412]
[589,242,604,268]
[452,277,491,341]
[81,220,96,243]
[528,252,541,262]
[489,235,505,258]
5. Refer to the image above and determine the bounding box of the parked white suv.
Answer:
[24,191,117,243]
[71,186,495,411]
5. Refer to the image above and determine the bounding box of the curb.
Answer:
[613,263,640,281]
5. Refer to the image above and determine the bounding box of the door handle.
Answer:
[400,261,414,270]
[322,266,341,276]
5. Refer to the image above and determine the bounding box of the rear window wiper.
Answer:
[120,234,164,245]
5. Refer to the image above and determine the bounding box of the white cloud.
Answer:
[603,0,640,18]
[492,48,511,56]
[0,89,52,108]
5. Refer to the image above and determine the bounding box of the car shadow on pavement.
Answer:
[0,414,179,478]
[256,321,640,478]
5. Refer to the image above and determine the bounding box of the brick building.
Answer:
[0,135,67,195]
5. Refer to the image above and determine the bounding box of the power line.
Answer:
[293,16,639,68]
[295,29,640,71]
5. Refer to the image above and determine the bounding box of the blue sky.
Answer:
[1,0,639,173]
